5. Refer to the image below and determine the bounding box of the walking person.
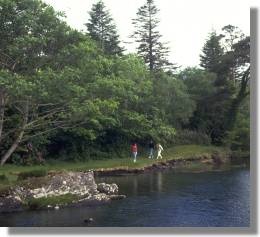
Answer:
[156,143,164,159]
[148,140,155,159]
[131,143,138,163]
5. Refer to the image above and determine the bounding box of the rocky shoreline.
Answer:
[0,171,126,213]
[0,152,231,213]
[94,152,230,176]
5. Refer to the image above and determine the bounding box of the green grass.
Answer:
[165,144,229,159]
[0,145,229,192]
[17,169,48,181]
[25,193,78,210]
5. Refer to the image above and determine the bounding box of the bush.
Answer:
[11,153,24,165]
[53,146,126,162]
[18,169,48,180]
[224,127,250,151]
[173,129,211,145]
[11,151,45,166]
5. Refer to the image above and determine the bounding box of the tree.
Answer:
[221,25,245,52]
[151,71,195,128]
[199,31,234,144]
[200,31,224,76]
[178,67,216,132]
[224,35,250,131]
[0,0,84,75]
[0,0,115,165]
[0,44,119,165]
[131,0,172,72]
[199,26,250,145]
[0,0,84,165]
[0,70,71,165]
[224,97,250,151]
[85,0,123,55]
[206,26,250,134]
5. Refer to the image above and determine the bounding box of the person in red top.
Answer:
[131,143,138,163]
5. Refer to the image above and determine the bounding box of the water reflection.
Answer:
[149,173,153,193]
[133,175,138,195]
[0,168,249,227]
[157,172,162,193]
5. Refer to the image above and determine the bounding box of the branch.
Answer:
[25,107,67,128]
[21,120,87,142]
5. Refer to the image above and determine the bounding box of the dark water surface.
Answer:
[0,167,250,227]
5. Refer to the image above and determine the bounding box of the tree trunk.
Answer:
[0,129,25,166]
[225,67,250,131]
[0,90,5,143]
[0,100,29,166]
[148,4,153,71]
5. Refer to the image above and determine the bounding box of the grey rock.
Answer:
[0,196,23,213]
[109,194,126,200]
[0,171,124,213]
[97,183,119,195]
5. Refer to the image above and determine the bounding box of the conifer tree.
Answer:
[200,31,224,75]
[131,0,172,71]
[86,0,123,55]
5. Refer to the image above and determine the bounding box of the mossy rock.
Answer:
[0,185,11,197]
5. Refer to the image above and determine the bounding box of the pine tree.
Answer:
[85,0,123,55]
[131,0,172,72]
[200,31,224,74]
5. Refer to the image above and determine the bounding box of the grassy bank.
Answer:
[25,194,78,210]
[0,145,229,191]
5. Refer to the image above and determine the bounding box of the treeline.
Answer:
[0,0,249,165]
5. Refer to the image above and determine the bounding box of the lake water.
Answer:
[0,166,250,227]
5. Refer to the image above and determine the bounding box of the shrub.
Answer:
[173,129,211,145]
[0,174,7,181]
[11,153,24,165]
[17,169,47,180]
[224,127,250,151]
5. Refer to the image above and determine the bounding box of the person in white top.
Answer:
[156,143,164,159]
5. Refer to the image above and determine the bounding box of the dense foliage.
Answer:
[0,0,250,165]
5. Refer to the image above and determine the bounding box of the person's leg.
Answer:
[149,148,153,158]
[157,150,161,159]
[134,152,137,162]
